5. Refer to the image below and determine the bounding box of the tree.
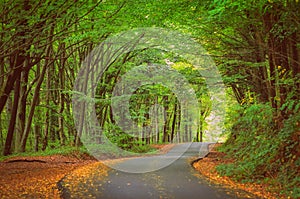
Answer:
[0,0,125,154]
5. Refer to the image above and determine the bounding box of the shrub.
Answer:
[217,103,300,198]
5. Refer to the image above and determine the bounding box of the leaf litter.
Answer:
[0,154,102,198]
[192,144,283,199]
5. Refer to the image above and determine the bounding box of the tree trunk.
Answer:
[58,42,66,146]
[3,69,21,155]
[15,62,29,152]
[20,55,49,152]
[20,56,48,151]
[0,0,31,115]
[176,104,181,143]
[42,60,51,151]
[170,103,177,142]
[34,96,41,152]
[291,32,299,83]
[263,11,277,109]
[0,117,3,149]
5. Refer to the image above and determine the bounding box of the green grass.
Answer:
[0,146,89,162]
[0,143,160,162]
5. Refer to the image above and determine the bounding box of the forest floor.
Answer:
[192,144,284,199]
[0,144,173,199]
[0,152,98,198]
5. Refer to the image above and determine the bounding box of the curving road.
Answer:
[59,142,258,199]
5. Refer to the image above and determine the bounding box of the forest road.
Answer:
[59,142,258,199]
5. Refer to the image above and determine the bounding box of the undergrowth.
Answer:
[0,146,90,162]
[217,103,300,199]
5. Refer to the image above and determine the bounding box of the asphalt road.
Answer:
[59,142,258,199]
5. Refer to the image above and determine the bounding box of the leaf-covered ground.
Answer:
[0,154,100,198]
[0,144,173,198]
[192,144,285,199]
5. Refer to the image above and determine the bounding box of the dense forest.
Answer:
[0,0,299,197]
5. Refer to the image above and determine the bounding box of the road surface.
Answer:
[59,142,258,199]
